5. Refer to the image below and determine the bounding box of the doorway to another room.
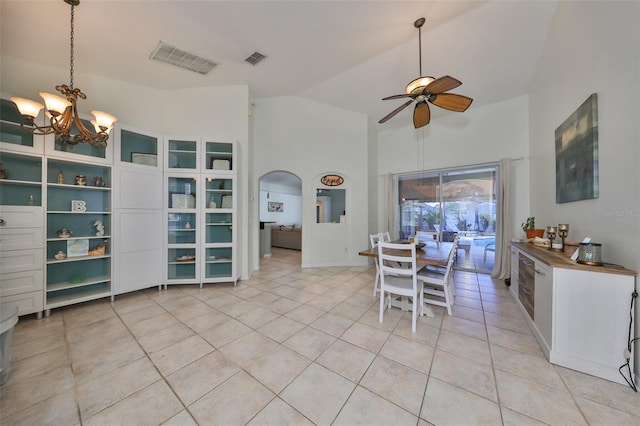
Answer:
[259,171,302,263]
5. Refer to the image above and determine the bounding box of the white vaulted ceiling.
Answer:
[1,0,557,130]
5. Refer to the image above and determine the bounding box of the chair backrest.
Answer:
[370,231,391,248]
[417,230,440,242]
[377,241,418,285]
[442,239,458,280]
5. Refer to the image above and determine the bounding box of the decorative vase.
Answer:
[525,229,545,239]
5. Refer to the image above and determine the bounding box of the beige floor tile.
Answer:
[0,365,74,418]
[247,397,314,426]
[10,329,66,362]
[340,322,390,353]
[83,380,183,426]
[316,339,376,383]
[65,315,128,343]
[149,334,215,376]
[421,377,502,425]
[501,407,548,426]
[266,297,302,315]
[379,334,435,374]
[495,370,586,425]
[486,325,542,355]
[430,349,497,402]
[484,309,532,335]
[245,345,310,393]
[436,330,491,366]
[491,344,564,389]
[575,395,640,425]
[136,322,195,353]
[62,300,116,327]
[454,294,484,309]
[177,308,230,333]
[284,304,326,324]
[283,326,336,360]
[360,355,427,415]
[166,350,240,406]
[161,409,199,426]
[329,300,371,321]
[333,385,418,425]
[236,306,281,329]
[556,366,640,417]
[2,390,80,426]
[393,319,441,347]
[189,371,274,425]
[219,331,279,367]
[256,315,306,342]
[199,318,253,348]
[441,315,488,341]
[111,290,158,315]
[7,345,69,384]
[280,363,355,425]
[11,314,64,345]
[309,312,354,337]
[169,301,219,322]
[77,357,161,420]
[217,298,261,317]
[71,340,146,385]
[358,304,404,332]
[117,303,167,325]
[450,304,485,324]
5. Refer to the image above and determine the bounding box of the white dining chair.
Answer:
[417,230,440,245]
[369,231,391,296]
[417,238,457,315]
[378,241,422,333]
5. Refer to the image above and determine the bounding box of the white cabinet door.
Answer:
[533,262,552,350]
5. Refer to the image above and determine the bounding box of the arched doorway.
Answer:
[259,171,302,264]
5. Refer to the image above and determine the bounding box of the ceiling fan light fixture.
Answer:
[405,76,436,95]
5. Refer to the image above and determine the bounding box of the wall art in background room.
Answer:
[555,93,599,203]
[268,201,283,212]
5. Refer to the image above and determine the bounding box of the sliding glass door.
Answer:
[398,166,497,273]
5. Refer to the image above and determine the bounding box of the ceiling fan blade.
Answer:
[425,75,462,94]
[378,100,414,124]
[413,102,431,128]
[430,93,473,112]
[382,93,415,101]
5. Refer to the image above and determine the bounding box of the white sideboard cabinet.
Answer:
[510,242,636,385]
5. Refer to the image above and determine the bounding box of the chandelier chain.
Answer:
[69,2,75,90]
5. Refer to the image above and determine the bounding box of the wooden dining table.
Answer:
[358,240,453,267]
[359,240,455,318]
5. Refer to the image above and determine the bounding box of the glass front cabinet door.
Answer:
[165,175,199,285]
[202,175,236,284]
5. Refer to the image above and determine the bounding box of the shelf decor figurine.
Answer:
[75,175,87,186]
[93,220,104,236]
[93,176,105,187]
[58,170,64,184]
[57,227,73,238]
[0,163,5,179]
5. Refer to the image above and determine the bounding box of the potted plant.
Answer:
[521,217,544,239]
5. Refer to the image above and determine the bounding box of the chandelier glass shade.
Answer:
[10,0,116,149]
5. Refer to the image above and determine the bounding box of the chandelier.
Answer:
[10,0,116,149]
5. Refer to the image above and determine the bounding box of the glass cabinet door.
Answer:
[167,176,196,209]
[0,99,36,149]
[204,177,232,210]
[168,247,197,280]
[167,139,197,170]
[205,212,232,244]
[204,247,233,279]
[168,213,196,244]
[119,128,159,167]
[204,141,233,172]
[0,152,42,206]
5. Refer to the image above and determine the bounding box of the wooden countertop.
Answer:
[511,241,637,276]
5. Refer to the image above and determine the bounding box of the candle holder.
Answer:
[546,226,557,250]
[558,223,569,248]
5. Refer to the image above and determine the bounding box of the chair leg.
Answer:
[379,290,385,324]
[373,269,380,296]
[411,294,417,333]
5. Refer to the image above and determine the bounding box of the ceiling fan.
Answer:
[379,17,473,129]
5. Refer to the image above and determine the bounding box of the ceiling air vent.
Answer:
[245,51,267,66]
[149,41,218,75]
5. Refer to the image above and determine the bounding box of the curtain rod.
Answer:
[380,156,526,177]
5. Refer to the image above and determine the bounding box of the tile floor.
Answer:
[2,248,639,425]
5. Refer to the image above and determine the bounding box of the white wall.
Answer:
[378,95,531,241]
[259,191,301,225]
[528,1,640,376]
[252,96,370,268]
